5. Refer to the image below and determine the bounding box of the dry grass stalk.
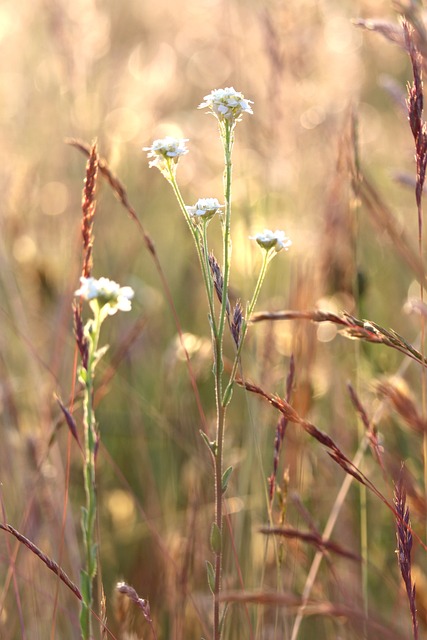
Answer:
[236,375,427,552]
[0,522,81,601]
[377,378,427,434]
[259,525,361,561]
[394,470,419,639]
[355,8,427,69]
[220,590,407,639]
[251,308,427,366]
[268,355,294,504]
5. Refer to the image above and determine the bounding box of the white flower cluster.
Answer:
[198,87,253,123]
[250,229,292,253]
[144,137,189,169]
[186,198,224,222]
[75,277,134,315]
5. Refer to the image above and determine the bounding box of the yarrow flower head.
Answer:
[75,276,134,318]
[186,198,224,224]
[143,136,189,180]
[198,87,253,124]
[250,229,292,253]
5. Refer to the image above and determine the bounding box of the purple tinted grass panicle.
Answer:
[73,302,88,371]
[404,20,427,242]
[394,470,419,640]
[55,395,82,450]
[268,355,295,504]
[81,139,99,280]
[230,300,243,348]
[208,252,224,307]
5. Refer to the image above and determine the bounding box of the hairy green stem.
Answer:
[168,170,217,335]
[218,121,234,343]
[212,120,234,640]
[80,310,102,640]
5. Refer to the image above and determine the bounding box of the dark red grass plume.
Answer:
[394,469,419,639]
[404,19,427,233]
[81,139,98,279]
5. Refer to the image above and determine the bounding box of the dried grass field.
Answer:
[1,1,427,638]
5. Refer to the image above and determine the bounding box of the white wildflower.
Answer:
[250,229,292,253]
[198,87,253,123]
[186,198,224,222]
[75,277,134,315]
[143,137,189,174]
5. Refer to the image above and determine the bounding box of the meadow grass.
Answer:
[1,1,427,639]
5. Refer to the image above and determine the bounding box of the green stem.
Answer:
[168,169,217,336]
[218,121,234,344]
[80,310,102,640]
[212,120,234,640]
[213,374,226,640]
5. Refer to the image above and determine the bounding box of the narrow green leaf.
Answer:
[210,522,222,554]
[93,344,109,367]
[200,430,217,456]
[80,569,91,604]
[221,466,233,494]
[79,605,90,640]
[206,560,215,594]
[78,367,87,385]
[81,507,88,530]
[219,603,229,636]
[222,384,233,407]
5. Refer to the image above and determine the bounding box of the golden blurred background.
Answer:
[0,0,426,638]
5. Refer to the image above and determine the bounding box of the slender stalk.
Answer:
[218,121,234,343]
[212,120,234,640]
[168,171,217,335]
[80,309,102,640]
[213,392,226,640]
